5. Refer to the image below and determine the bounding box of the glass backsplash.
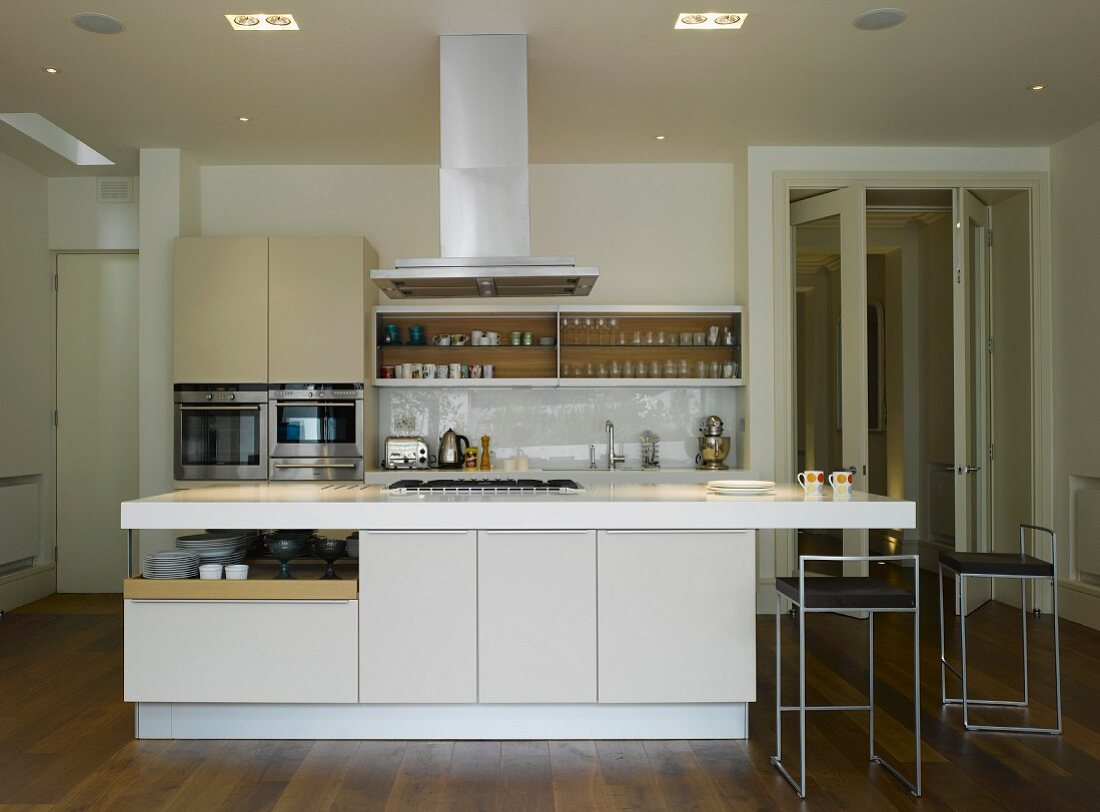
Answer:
[379,387,740,470]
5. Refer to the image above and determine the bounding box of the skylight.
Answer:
[0,113,114,165]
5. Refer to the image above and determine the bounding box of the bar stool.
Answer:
[938,523,1062,734]
[771,554,922,799]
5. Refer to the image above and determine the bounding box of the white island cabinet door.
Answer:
[597,530,756,703]
[124,599,358,703]
[478,530,597,703]
[359,530,477,703]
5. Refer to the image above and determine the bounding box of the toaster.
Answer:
[383,436,431,469]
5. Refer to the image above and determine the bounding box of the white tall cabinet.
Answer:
[359,530,478,703]
[477,530,597,703]
[173,237,269,383]
[268,237,377,384]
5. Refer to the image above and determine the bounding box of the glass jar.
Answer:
[632,330,642,345]
[695,360,707,378]
[680,331,693,346]
[609,360,621,378]
[623,360,634,378]
[678,359,690,378]
[649,360,661,378]
[596,363,608,378]
[663,359,676,378]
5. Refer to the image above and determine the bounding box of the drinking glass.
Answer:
[623,360,634,377]
[656,331,667,345]
[631,330,642,345]
[609,361,621,378]
[650,360,661,378]
[596,318,608,345]
[695,360,707,378]
[663,360,676,378]
[680,331,693,346]
[596,363,608,378]
[693,331,706,346]
[678,359,690,378]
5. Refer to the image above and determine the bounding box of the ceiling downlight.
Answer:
[853,8,908,30]
[225,13,300,30]
[1030,83,1046,91]
[72,12,125,34]
[42,66,61,74]
[675,12,747,30]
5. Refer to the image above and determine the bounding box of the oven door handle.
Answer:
[273,401,358,407]
[178,405,262,411]
[272,462,359,469]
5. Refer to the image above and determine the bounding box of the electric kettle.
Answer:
[438,429,470,469]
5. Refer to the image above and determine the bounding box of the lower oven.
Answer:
[174,384,268,480]
[268,384,364,481]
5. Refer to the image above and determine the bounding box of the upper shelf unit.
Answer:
[372,305,743,388]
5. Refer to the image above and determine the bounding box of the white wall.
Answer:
[48,177,139,250]
[1051,120,1100,626]
[0,149,55,610]
[137,149,201,558]
[200,163,737,306]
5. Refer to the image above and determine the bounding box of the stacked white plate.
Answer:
[142,549,200,579]
[706,479,776,495]
[176,531,251,566]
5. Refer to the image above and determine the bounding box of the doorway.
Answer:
[789,185,1035,609]
[56,253,139,593]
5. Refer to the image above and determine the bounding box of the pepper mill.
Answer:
[480,435,491,471]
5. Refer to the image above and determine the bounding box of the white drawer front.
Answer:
[124,599,358,703]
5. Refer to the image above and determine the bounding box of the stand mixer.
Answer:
[696,415,732,471]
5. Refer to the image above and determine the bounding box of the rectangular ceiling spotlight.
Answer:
[675,13,748,29]
[225,13,299,30]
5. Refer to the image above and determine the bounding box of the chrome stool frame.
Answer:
[771,554,922,799]
[938,523,1062,734]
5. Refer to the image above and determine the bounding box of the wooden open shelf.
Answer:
[124,572,358,600]
[372,305,744,388]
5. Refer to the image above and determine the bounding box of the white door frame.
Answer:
[769,172,1052,593]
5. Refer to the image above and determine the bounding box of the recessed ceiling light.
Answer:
[225,13,300,31]
[42,66,61,74]
[675,12,748,30]
[72,12,125,34]
[853,8,908,30]
[1030,83,1046,92]
[238,116,250,122]
[655,135,667,140]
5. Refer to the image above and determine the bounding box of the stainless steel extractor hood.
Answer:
[370,35,598,298]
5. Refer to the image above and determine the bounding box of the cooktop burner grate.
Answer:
[383,478,584,495]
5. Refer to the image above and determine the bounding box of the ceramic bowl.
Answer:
[224,564,249,580]
[198,564,223,580]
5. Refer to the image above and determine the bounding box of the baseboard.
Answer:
[135,702,749,740]
[1058,580,1100,632]
[0,565,56,612]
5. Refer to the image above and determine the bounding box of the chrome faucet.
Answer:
[605,420,626,471]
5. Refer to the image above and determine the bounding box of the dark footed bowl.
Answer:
[312,537,347,579]
[266,533,314,579]
[312,537,347,560]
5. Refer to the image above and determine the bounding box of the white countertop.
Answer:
[122,483,915,531]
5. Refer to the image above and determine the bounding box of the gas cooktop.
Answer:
[383,478,584,495]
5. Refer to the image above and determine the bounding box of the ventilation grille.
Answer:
[97,177,133,203]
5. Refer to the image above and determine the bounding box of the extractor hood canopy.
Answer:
[370,34,598,298]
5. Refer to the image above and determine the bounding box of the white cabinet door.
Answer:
[268,237,367,383]
[597,530,756,703]
[478,530,597,703]
[173,237,269,383]
[124,599,358,703]
[359,531,477,703]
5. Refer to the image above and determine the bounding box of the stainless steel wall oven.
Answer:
[174,384,269,480]
[268,383,364,480]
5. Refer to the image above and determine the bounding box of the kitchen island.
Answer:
[121,483,913,740]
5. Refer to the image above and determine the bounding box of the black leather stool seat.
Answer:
[940,551,1053,578]
[776,576,916,610]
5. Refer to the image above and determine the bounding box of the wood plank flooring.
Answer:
[1,572,1098,810]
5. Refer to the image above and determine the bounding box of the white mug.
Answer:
[423,363,436,378]
[472,330,486,345]
[432,334,451,346]
[797,470,825,496]
[400,362,413,379]
[829,471,854,498]
[486,331,500,346]
[483,364,494,379]
[448,362,461,379]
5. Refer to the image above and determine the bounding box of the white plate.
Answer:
[707,480,775,490]
[707,487,774,496]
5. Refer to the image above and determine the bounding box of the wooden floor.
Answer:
[0,572,1096,811]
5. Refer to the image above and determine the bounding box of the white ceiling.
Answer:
[3,0,1099,176]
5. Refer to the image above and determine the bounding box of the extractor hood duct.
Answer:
[370,34,598,298]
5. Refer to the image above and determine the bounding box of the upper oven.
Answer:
[174,384,269,480]
[268,383,364,461]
